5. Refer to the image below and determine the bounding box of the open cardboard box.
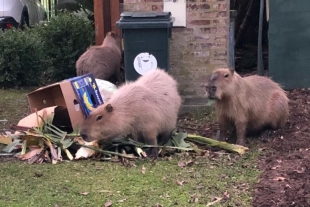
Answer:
[18,73,103,132]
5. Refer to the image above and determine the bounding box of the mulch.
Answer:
[177,86,310,206]
[252,88,310,207]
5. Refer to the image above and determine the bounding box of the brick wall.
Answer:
[123,0,230,110]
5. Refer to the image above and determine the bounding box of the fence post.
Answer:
[94,0,105,45]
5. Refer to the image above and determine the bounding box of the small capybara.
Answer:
[76,31,122,84]
[79,68,182,157]
[205,68,289,146]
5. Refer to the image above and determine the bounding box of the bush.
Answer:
[38,12,95,82]
[0,12,94,88]
[0,28,52,88]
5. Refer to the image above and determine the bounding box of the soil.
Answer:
[178,84,310,206]
[252,88,310,207]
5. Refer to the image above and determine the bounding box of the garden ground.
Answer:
[0,82,309,206]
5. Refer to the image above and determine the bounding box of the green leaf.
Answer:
[171,132,191,148]
[2,139,21,153]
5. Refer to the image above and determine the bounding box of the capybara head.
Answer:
[79,103,119,142]
[205,68,236,100]
[101,31,121,54]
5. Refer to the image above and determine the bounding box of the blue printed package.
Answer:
[69,73,104,117]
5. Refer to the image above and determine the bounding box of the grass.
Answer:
[0,88,34,129]
[0,89,261,207]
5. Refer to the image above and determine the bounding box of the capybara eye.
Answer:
[96,115,103,121]
[224,74,229,78]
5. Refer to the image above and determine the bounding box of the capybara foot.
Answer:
[147,147,158,159]
[236,138,246,146]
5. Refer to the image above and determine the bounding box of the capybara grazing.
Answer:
[205,68,289,146]
[79,68,182,157]
[76,31,122,84]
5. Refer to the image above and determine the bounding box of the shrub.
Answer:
[38,12,95,82]
[0,12,94,88]
[0,28,52,88]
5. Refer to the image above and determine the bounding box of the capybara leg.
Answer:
[143,130,159,158]
[235,122,247,146]
[217,117,229,142]
[157,131,173,146]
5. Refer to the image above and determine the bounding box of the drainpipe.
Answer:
[257,0,265,76]
[229,10,237,71]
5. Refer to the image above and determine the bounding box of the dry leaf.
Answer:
[104,200,113,207]
[178,160,193,168]
[80,192,89,196]
[178,161,186,168]
[98,190,113,193]
[141,165,146,174]
[273,176,286,181]
[162,177,167,181]
[0,135,12,145]
[55,204,59,207]
[206,197,223,206]
[155,203,163,207]
[118,198,126,203]
[176,180,184,186]
[223,191,230,199]
[18,148,43,160]
[75,140,99,159]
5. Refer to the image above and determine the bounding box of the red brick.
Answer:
[189,20,211,25]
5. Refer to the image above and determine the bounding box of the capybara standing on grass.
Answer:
[205,68,289,146]
[79,68,182,157]
[76,31,122,84]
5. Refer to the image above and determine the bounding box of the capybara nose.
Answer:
[211,86,217,93]
[80,130,88,140]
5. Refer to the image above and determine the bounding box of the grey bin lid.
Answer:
[116,12,173,29]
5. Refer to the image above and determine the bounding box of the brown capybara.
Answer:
[79,68,182,157]
[76,31,122,84]
[205,68,289,146]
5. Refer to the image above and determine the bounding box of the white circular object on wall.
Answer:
[133,52,158,75]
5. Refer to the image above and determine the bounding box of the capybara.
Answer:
[76,31,122,84]
[79,68,182,157]
[205,68,289,146]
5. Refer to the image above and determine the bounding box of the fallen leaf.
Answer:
[223,191,230,199]
[194,197,198,203]
[206,197,223,206]
[162,177,167,181]
[0,134,12,145]
[98,190,113,193]
[141,165,146,174]
[75,140,99,159]
[155,203,163,207]
[176,180,184,186]
[271,165,281,170]
[178,160,193,168]
[55,204,59,207]
[178,161,186,168]
[273,176,286,181]
[18,148,43,160]
[80,192,89,196]
[104,200,113,207]
[118,198,126,203]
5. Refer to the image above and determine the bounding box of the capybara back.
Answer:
[79,68,182,157]
[205,68,289,146]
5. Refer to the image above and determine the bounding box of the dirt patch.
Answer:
[252,88,310,206]
[177,87,310,206]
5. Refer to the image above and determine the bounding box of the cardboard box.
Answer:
[26,74,103,131]
[69,73,103,117]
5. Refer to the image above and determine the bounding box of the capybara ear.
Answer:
[109,31,117,38]
[106,104,113,112]
[229,68,235,75]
